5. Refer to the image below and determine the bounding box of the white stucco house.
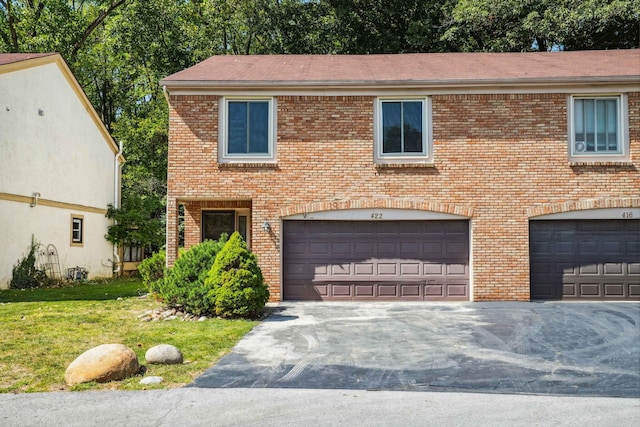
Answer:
[0,53,124,288]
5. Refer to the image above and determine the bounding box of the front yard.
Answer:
[0,278,256,392]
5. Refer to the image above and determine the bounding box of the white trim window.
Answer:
[375,97,432,164]
[569,94,628,161]
[71,214,84,246]
[220,97,276,162]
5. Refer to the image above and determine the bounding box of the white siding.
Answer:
[0,60,116,287]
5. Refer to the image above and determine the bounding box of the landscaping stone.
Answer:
[140,376,163,385]
[145,344,184,365]
[65,344,139,386]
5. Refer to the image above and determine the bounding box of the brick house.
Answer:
[161,50,639,302]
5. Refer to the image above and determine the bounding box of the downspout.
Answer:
[112,140,124,274]
[162,85,171,270]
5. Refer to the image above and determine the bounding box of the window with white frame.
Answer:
[375,98,431,163]
[71,214,83,246]
[220,98,276,162]
[569,95,628,160]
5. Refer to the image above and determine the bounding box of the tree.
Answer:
[442,0,639,52]
[327,0,454,53]
[104,196,164,252]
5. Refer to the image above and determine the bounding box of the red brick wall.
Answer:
[167,92,640,302]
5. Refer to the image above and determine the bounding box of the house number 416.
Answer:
[622,212,634,219]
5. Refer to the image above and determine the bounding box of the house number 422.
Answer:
[371,212,383,219]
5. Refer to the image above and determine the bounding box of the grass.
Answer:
[0,278,257,393]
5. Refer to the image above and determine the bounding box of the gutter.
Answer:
[159,75,640,90]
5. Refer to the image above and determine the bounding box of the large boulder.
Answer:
[65,344,140,385]
[145,344,183,365]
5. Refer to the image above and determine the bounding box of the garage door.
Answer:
[283,220,469,301]
[530,220,640,300]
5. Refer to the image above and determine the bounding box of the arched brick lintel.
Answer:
[526,197,640,218]
[279,198,474,218]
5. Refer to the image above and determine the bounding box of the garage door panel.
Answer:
[447,264,467,275]
[400,284,421,297]
[579,283,601,297]
[309,242,330,254]
[423,242,443,254]
[331,284,351,297]
[579,264,599,275]
[354,263,374,276]
[447,284,468,297]
[377,263,397,276]
[530,220,640,301]
[331,264,351,275]
[603,263,623,275]
[424,263,443,274]
[354,242,374,254]
[354,284,374,297]
[283,220,469,301]
[602,241,624,254]
[604,284,624,296]
[400,242,420,256]
[400,263,420,276]
[331,242,352,254]
[312,264,328,276]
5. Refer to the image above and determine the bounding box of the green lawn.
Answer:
[0,278,257,393]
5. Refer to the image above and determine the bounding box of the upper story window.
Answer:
[220,98,276,162]
[569,95,628,161]
[375,98,432,164]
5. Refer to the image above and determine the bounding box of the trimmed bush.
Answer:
[158,235,228,316]
[205,232,269,318]
[137,250,166,293]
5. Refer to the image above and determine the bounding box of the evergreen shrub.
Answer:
[158,235,228,316]
[137,250,166,293]
[205,232,269,318]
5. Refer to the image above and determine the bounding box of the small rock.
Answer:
[198,316,207,322]
[145,344,183,365]
[140,376,163,385]
[65,344,139,386]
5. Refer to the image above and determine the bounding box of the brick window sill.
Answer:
[568,161,634,167]
[218,162,279,169]
[375,163,436,169]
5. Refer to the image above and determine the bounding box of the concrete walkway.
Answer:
[192,302,640,397]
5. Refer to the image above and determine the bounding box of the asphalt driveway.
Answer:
[191,302,640,397]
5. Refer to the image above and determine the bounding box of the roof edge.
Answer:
[161,75,640,91]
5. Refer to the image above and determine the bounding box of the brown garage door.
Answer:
[530,220,640,300]
[283,220,469,301]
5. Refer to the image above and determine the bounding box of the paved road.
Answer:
[193,302,640,397]
[1,388,639,426]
